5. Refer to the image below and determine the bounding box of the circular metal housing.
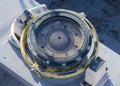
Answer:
[20,9,98,78]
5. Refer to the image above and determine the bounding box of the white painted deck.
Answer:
[0,0,39,86]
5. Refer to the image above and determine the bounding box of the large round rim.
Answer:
[20,9,99,78]
[27,9,90,67]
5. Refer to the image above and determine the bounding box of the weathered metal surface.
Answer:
[0,0,120,86]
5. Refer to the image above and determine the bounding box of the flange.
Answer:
[11,8,99,78]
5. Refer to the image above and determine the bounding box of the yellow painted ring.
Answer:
[20,17,99,79]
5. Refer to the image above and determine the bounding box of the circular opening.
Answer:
[58,36,61,39]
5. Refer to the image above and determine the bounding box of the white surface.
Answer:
[98,43,120,86]
[0,0,39,46]
[85,60,107,86]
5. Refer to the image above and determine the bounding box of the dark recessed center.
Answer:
[49,30,71,52]
[58,36,61,39]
